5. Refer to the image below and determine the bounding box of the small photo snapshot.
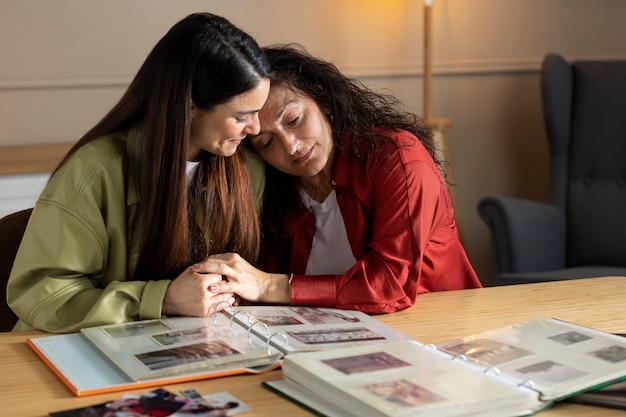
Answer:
[288,327,384,345]
[135,340,240,371]
[246,312,303,327]
[515,360,587,384]
[104,321,173,339]
[322,351,411,375]
[200,390,251,416]
[362,379,446,408]
[291,307,361,325]
[547,331,592,345]
[151,327,213,346]
[48,387,247,417]
[442,338,532,366]
[589,345,626,363]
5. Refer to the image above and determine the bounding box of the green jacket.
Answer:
[7,128,265,333]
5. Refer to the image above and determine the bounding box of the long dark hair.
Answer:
[258,44,437,271]
[54,13,271,280]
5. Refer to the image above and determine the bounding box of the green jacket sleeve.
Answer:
[7,133,169,333]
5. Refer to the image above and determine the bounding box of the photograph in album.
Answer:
[320,351,412,375]
[134,340,243,371]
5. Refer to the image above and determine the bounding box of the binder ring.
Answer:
[484,366,501,375]
[266,332,289,354]
[247,321,269,346]
[424,343,438,350]
[452,354,468,361]
[517,379,536,389]
[212,301,233,324]
[229,310,250,331]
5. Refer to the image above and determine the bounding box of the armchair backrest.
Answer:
[542,54,626,268]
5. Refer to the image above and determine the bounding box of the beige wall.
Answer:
[1,0,625,285]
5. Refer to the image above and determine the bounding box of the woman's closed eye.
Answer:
[260,136,274,150]
[251,134,273,151]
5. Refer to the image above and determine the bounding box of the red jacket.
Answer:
[267,129,481,314]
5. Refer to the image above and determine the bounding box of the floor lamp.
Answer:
[423,0,434,122]
[423,0,463,240]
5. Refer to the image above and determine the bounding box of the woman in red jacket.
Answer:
[201,45,481,314]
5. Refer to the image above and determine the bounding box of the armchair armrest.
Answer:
[478,196,566,274]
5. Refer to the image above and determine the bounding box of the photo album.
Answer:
[27,305,410,396]
[264,318,626,417]
[564,380,626,410]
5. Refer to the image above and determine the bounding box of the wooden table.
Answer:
[2,277,625,416]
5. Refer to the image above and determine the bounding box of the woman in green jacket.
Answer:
[7,13,270,333]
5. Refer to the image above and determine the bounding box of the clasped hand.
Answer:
[162,266,235,317]
[193,253,290,304]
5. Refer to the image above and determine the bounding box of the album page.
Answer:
[435,318,626,401]
[272,340,545,417]
[80,315,282,381]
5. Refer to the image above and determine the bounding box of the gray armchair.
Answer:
[478,54,626,285]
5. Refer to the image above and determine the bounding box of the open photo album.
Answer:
[264,318,626,417]
[27,305,409,396]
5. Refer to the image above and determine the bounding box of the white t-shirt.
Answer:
[186,160,200,182]
[300,188,357,275]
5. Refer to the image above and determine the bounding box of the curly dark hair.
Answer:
[258,44,442,271]
[262,44,437,162]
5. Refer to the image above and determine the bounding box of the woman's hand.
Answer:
[193,253,291,304]
[162,267,236,317]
